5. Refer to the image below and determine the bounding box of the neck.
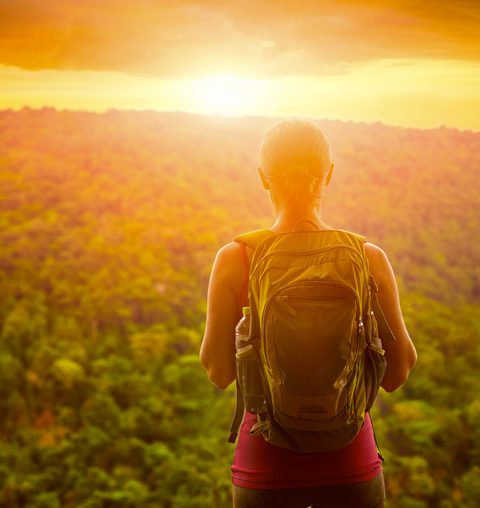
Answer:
[270,207,331,233]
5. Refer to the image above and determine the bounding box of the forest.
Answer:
[0,108,479,507]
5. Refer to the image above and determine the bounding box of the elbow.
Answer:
[199,352,233,391]
[382,359,417,393]
[409,346,418,370]
[206,367,233,390]
[382,342,417,393]
[210,375,232,391]
[381,370,409,392]
[382,373,408,393]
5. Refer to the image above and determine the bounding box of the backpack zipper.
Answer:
[277,293,353,317]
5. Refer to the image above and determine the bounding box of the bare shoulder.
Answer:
[364,241,388,261]
[212,241,244,289]
[215,241,242,269]
[217,240,242,256]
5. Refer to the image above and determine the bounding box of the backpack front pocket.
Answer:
[262,281,361,429]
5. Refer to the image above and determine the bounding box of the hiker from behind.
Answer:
[200,119,417,508]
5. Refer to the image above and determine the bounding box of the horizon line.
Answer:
[1,106,478,135]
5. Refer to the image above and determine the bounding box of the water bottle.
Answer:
[235,306,251,351]
[235,307,267,414]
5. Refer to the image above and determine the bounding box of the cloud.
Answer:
[0,0,479,77]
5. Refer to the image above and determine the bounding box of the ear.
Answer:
[258,166,269,190]
[325,162,334,187]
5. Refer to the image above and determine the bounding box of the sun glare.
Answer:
[189,74,262,116]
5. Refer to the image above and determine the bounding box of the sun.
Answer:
[189,74,262,116]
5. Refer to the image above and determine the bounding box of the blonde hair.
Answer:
[259,119,333,210]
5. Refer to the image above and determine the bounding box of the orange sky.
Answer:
[1,0,479,129]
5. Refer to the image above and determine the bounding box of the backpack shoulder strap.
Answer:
[335,229,367,250]
[342,229,366,243]
[234,229,275,306]
[369,275,396,344]
[234,228,276,250]
[354,233,395,344]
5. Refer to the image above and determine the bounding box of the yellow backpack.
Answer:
[229,227,394,453]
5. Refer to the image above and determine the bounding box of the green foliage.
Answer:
[0,109,479,506]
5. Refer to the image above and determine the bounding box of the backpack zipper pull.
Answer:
[358,316,364,335]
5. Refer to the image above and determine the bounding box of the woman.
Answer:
[200,119,417,508]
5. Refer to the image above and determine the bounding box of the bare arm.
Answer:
[365,242,417,392]
[199,242,243,390]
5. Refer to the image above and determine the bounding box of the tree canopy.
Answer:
[0,108,479,507]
